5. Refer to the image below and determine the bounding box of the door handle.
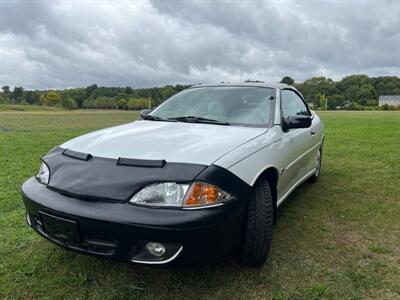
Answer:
[311,130,316,136]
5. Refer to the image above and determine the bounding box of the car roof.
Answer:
[189,82,298,91]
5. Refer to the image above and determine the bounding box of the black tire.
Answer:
[309,147,322,183]
[238,177,274,267]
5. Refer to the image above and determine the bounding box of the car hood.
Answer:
[61,120,267,165]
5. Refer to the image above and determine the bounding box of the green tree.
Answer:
[24,91,40,105]
[344,85,359,103]
[39,94,46,106]
[116,92,127,100]
[46,91,61,106]
[280,76,295,85]
[85,84,98,99]
[82,99,94,109]
[125,87,133,94]
[318,94,327,110]
[337,74,371,91]
[39,91,61,106]
[296,76,337,107]
[117,99,128,110]
[63,88,86,108]
[327,94,345,110]
[1,85,10,94]
[160,86,177,101]
[13,86,24,104]
[0,85,10,103]
[61,95,78,109]
[356,84,377,105]
[337,75,376,105]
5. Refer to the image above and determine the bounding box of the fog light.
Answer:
[146,242,166,257]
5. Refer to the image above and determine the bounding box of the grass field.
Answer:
[0,104,65,112]
[0,110,399,299]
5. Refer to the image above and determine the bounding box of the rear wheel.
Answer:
[238,177,274,267]
[309,147,322,183]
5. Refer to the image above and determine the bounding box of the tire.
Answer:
[238,177,274,267]
[309,147,322,183]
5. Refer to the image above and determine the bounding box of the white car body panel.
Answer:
[216,122,323,205]
[61,120,267,166]
[215,88,324,205]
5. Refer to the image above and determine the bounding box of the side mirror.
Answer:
[140,109,153,119]
[282,115,311,131]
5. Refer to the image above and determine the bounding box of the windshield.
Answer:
[150,86,275,127]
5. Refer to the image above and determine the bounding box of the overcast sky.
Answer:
[0,0,399,90]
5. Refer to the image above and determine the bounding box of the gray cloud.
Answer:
[0,0,399,89]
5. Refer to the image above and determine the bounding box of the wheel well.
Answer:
[257,167,278,224]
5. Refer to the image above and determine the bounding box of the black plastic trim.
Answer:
[195,164,252,201]
[117,157,166,168]
[62,148,92,161]
[280,88,312,132]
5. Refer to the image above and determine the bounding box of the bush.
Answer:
[380,104,398,111]
[61,96,78,110]
[117,99,128,110]
[127,98,151,110]
[82,97,117,109]
[344,102,364,110]
[39,91,61,106]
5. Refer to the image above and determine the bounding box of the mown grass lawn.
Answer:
[0,110,399,299]
[0,104,65,112]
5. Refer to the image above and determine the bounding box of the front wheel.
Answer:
[309,147,322,183]
[238,177,274,267]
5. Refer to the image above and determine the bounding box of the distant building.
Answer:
[379,95,400,107]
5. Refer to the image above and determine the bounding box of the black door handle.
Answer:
[311,130,316,135]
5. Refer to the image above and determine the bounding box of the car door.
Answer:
[277,89,315,198]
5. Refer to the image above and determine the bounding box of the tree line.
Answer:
[1,75,400,110]
[280,75,400,110]
[0,84,189,110]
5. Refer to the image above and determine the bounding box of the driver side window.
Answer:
[281,90,310,118]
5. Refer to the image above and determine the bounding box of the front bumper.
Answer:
[21,177,247,265]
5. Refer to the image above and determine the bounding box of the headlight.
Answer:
[130,182,190,207]
[129,182,235,208]
[36,162,50,185]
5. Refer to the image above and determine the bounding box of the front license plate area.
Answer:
[40,212,80,245]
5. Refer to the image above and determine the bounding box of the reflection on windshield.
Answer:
[150,86,274,127]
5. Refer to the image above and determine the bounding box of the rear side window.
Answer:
[281,90,310,118]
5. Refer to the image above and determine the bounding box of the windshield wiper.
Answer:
[142,115,170,121]
[168,116,229,125]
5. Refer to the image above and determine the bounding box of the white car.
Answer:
[21,83,324,267]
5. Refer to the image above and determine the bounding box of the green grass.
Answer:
[0,104,65,112]
[0,110,399,299]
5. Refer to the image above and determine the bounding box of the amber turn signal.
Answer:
[183,182,234,207]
